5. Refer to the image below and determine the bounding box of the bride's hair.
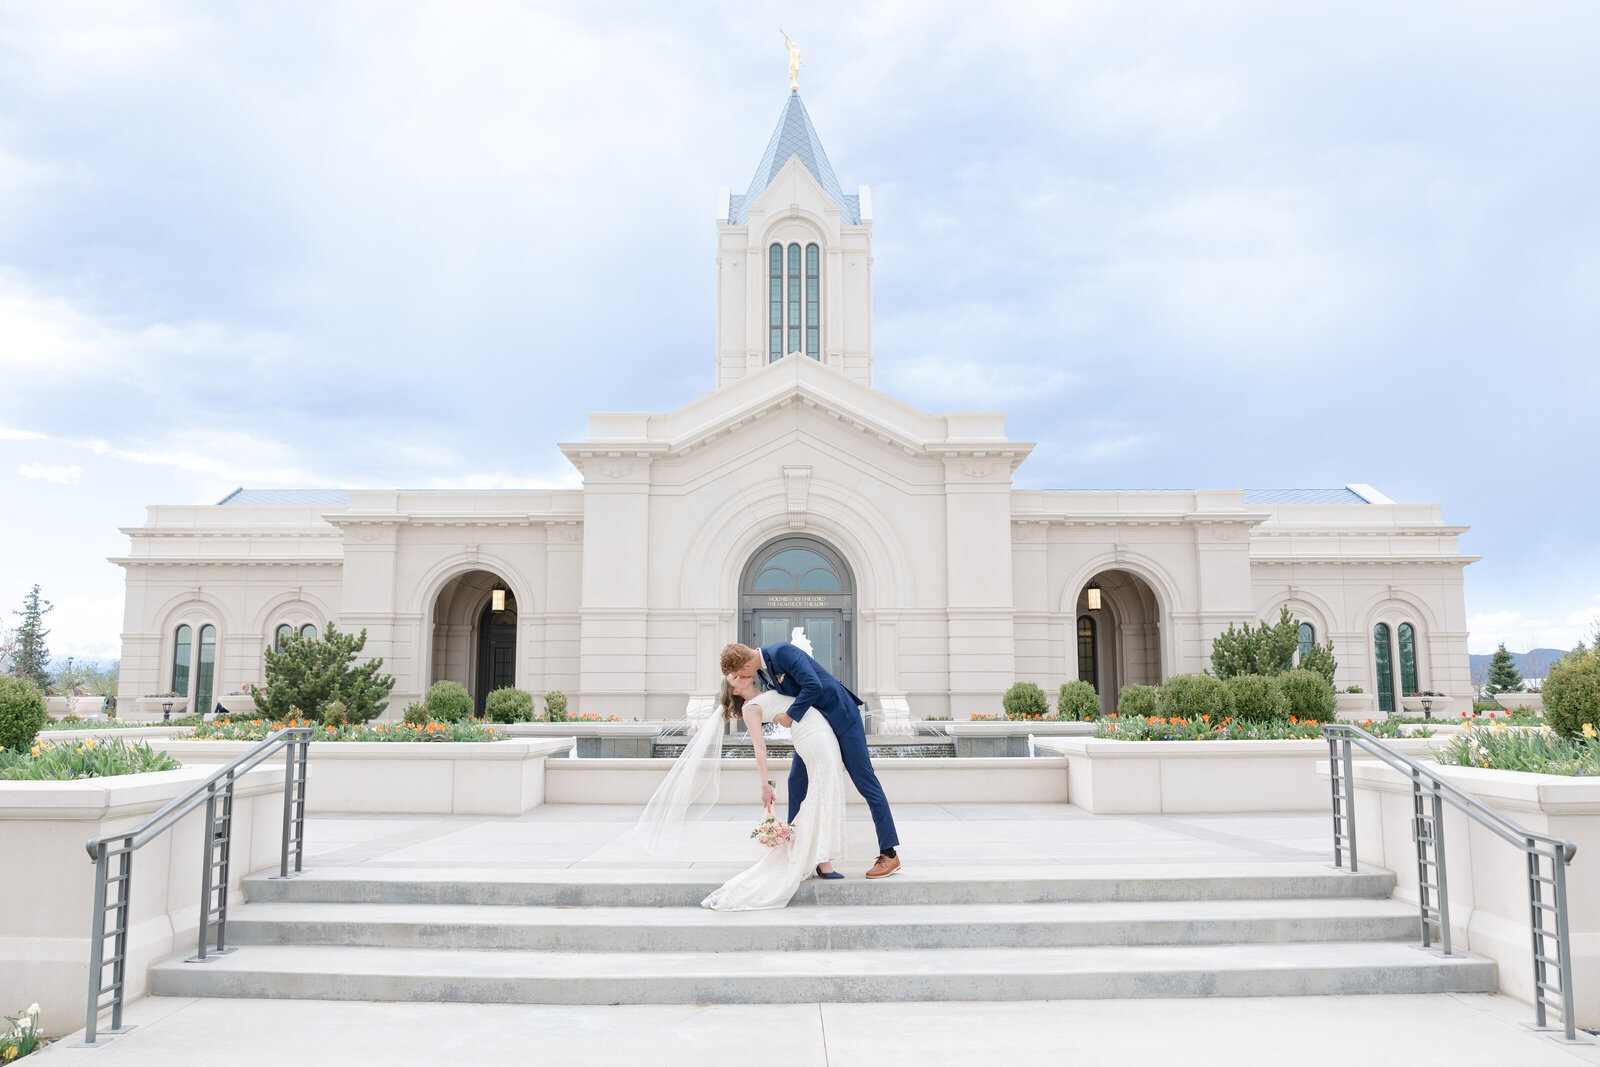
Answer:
[718,677,746,722]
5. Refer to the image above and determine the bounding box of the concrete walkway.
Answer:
[31,803,1600,1065]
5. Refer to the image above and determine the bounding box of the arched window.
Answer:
[172,624,193,699]
[300,623,318,641]
[1077,615,1098,692]
[274,624,293,652]
[787,243,802,355]
[805,243,820,358]
[1374,623,1394,713]
[1297,622,1314,665]
[196,625,217,717]
[766,239,822,363]
[768,243,783,362]
[1397,623,1419,697]
[753,547,842,591]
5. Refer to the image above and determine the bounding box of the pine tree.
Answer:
[1485,641,1524,695]
[10,585,53,690]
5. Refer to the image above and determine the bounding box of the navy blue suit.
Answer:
[760,641,899,853]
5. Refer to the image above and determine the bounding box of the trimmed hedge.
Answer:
[1224,673,1288,724]
[1542,649,1600,742]
[1157,674,1232,720]
[544,690,569,723]
[485,687,536,723]
[0,675,49,753]
[423,680,473,722]
[1278,668,1336,722]
[1057,680,1100,720]
[1117,684,1160,718]
[1002,681,1050,720]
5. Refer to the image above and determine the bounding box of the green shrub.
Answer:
[1542,649,1600,742]
[1278,668,1336,722]
[255,623,394,724]
[1224,673,1289,723]
[1002,681,1050,720]
[1117,684,1160,718]
[402,700,428,726]
[1056,680,1100,720]
[0,675,49,753]
[544,690,569,723]
[1157,674,1231,720]
[485,687,535,723]
[423,680,473,722]
[321,699,348,727]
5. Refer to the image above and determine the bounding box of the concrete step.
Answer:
[224,898,1424,952]
[242,862,1396,908]
[149,941,1497,1004]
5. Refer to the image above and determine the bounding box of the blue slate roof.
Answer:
[217,488,350,506]
[1242,488,1371,505]
[730,93,859,225]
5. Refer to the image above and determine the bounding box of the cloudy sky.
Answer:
[2,1,1596,663]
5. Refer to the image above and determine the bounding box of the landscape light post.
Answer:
[163,699,173,722]
[1420,696,1432,720]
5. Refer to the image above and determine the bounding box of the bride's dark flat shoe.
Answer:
[815,865,844,880]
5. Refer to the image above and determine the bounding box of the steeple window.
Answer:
[767,241,823,363]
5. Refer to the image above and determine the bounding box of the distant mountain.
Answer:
[1468,647,1568,682]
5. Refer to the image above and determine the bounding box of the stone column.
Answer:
[576,456,652,718]
[942,456,1017,719]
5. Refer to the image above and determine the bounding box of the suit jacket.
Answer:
[759,642,863,733]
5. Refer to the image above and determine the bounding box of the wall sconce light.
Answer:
[1086,582,1102,611]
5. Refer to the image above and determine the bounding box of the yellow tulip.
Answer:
[1584,723,1597,740]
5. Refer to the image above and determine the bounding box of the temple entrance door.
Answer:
[474,590,518,717]
[740,536,855,689]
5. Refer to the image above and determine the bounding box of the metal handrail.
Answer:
[1323,723,1581,1042]
[82,727,311,1044]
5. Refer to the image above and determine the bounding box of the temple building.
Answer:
[113,91,1477,721]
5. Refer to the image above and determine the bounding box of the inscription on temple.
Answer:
[765,595,830,607]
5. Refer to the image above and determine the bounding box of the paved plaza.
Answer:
[32,802,1600,1065]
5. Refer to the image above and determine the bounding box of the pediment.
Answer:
[560,353,1031,469]
[744,156,846,234]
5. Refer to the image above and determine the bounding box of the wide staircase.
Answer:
[149,861,1495,1004]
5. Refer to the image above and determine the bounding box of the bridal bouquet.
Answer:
[750,815,794,848]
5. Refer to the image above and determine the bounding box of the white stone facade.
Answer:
[113,93,1477,721]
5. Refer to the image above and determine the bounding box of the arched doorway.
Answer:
[740,536,855,688]
[1076,568,1163,716]
[430,569,517,716]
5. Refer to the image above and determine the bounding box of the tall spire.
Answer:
[732,93,859,225]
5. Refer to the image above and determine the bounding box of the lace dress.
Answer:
[701,690,848,911]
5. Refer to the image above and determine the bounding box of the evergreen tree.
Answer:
[1485,641,1524,695]
[9,585,53,690]
[254,623,395,724]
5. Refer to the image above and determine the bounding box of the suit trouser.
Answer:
[787,714,899,853]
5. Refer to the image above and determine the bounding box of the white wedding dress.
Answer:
[701,690,848,911]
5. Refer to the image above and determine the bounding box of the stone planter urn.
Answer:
[216,693,259,716]
[1334,693,1376,720]
[1491,692,1543,714]
[136,695,188,719]
[1399,694,1453,718]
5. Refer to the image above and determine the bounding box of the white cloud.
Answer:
[1467,599,1600,656]
[46,594,125,662]
[17,461,82,484]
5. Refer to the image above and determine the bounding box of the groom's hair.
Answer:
[720,643,760,675]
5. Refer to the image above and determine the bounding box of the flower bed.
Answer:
[1093,713,1336,741]
[193,717,499,742]
[0,738,180,781]
[1438,724,1598,776]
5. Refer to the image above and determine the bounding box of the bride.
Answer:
[634,665,848,911]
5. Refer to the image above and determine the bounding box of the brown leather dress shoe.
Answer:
[866,853,901,878]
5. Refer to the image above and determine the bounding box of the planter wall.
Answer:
[944,720,1095,757]
[500,722,662,757]
[1036,736,1447,815]
[156,738,576,816]
[544,756,1070,806]
[1334,693,1376,720]
[1335,759,1600,1028]
[1490,693,1543,713]
[0,765,284,1037]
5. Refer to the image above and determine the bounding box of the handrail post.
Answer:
[1552,851,1578,1042]
[83,848,108,1045]
[195,784,218,961]
[1431,785,1451,956]
[1341,736,1357,872]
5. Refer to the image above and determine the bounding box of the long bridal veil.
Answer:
[634,707,724,854]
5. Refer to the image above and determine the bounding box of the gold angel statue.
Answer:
[781,29,805,91]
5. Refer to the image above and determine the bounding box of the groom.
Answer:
[721,641,901,878]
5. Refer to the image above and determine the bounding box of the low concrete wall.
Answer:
[545,756,1070,806]
[0,764,284,1037]
[155,738,576,816]
[943,721,1095,757]
[35,726,196,745]
[1335,759,1600,1028]
[500,722,661,757]
[1036,736,1447,814]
